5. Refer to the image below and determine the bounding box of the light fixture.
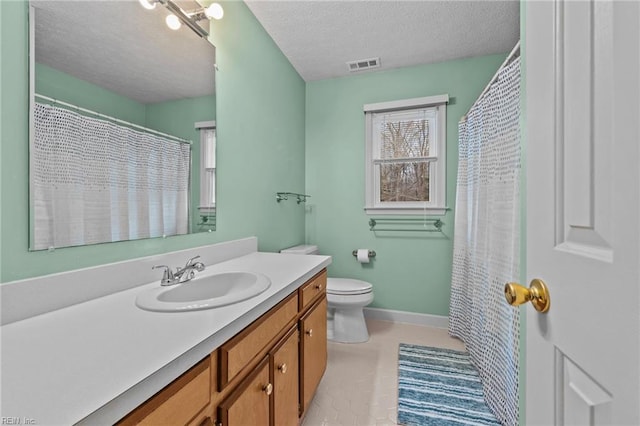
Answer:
[141,0,224,38]
[138,0,157,10]
[204,3,224,20]
[165,13,182,31]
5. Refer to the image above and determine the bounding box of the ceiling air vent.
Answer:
[347,57,381,72]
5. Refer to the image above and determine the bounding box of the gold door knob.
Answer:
[306,329,313,337]
[278,363,287,374]
[263,383,273,395]
[504,279,550,313]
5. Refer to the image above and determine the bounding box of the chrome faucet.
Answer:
[153,256,205,286]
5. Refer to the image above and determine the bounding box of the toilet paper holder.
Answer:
[352,249,376,259]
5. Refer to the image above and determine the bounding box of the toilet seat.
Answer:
[327,278,372,296]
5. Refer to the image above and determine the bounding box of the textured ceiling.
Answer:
[32,0,216,105]
[245,0,520,82]
[32,1,519,102]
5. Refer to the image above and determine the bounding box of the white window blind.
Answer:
[196,122,216,212]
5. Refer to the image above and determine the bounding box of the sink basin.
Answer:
[136,271,271,312]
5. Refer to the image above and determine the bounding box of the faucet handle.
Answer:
[152,265,176,285]
[185,255,201,266]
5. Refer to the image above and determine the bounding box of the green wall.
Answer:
[146,95,217,232]
[208,0,306,254]
[305,54,506,315]
[37,63,217,231]
[0,0,306,282]
[36,63,147,125]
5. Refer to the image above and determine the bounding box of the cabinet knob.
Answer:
[278,363,288,374]
[263,383,273,395]
[315,284,323,291]
[306,329,313,337]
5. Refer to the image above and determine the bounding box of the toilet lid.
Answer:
[326,278,373,295]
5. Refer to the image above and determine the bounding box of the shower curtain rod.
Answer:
[34,93,192,145]
[460,41,521,123]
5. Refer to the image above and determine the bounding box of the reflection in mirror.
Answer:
[29,0,217,251]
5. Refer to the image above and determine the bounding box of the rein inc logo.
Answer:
[1,418,36,425]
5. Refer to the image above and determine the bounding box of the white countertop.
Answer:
[0,251,331,425]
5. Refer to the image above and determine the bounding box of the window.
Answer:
[364,95,448,215]
[196,121,216,213]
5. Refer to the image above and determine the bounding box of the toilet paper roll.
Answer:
[357,249,370,264]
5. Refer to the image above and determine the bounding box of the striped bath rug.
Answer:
[397,343,501,425]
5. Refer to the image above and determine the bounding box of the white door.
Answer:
[525,0,640,424]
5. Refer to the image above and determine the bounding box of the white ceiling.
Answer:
[32,0,216,105]
[32,0,519,103]
[245,0,520,82]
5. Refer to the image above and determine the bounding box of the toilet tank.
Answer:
[280,245,320,255]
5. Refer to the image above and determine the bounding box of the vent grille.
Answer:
[347,57,381,72]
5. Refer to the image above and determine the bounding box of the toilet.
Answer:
[280,245,374,343]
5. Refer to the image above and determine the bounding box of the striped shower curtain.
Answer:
[449,55,521,426]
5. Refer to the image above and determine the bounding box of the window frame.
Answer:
[364,94,448,215]
[195,120,216,214]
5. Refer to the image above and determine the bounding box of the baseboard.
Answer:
[363,307,449,329]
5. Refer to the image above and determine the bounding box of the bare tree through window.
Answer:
[379,118,430,202]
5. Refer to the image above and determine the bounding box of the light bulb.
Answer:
[138,0,156,10]
[204,3,224,20]
[165,14,182,30]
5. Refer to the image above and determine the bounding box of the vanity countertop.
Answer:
[0,251,331,425]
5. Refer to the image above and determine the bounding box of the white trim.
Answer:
[199,127,216,209]
[363,94,449,113]
[29,6,36,250]
[195,120,216,129]
[364,101,447,214]
[363,307,449,329]
[363,207,448,216]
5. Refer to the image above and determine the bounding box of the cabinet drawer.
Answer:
[118,357,210,426]
[299,270,327,311]
[219,293,298,389]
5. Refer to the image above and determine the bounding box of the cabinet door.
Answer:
[273,327,300,426]
[117,357,211,426]
[300,296,327,415]
[217,356,270,426]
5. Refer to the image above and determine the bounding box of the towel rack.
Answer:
[369,218,443,232]
[276,192,311,204]
[197,213,216,230]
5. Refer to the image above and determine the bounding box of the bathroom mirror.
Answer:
[29,0,217,251]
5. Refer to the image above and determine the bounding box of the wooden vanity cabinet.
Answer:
[117,356,211,426]
[300,296,328,415]
[272,327,300,426]
[217,356,271,426]
[216,326,300,426]
[119,269,327,426]
[215,270,327,425]
[218,293,299,390]
[299,270,326,310]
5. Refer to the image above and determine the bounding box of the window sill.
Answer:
[364,207,449,216]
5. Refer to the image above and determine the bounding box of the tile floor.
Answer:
[301,319,466,426]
